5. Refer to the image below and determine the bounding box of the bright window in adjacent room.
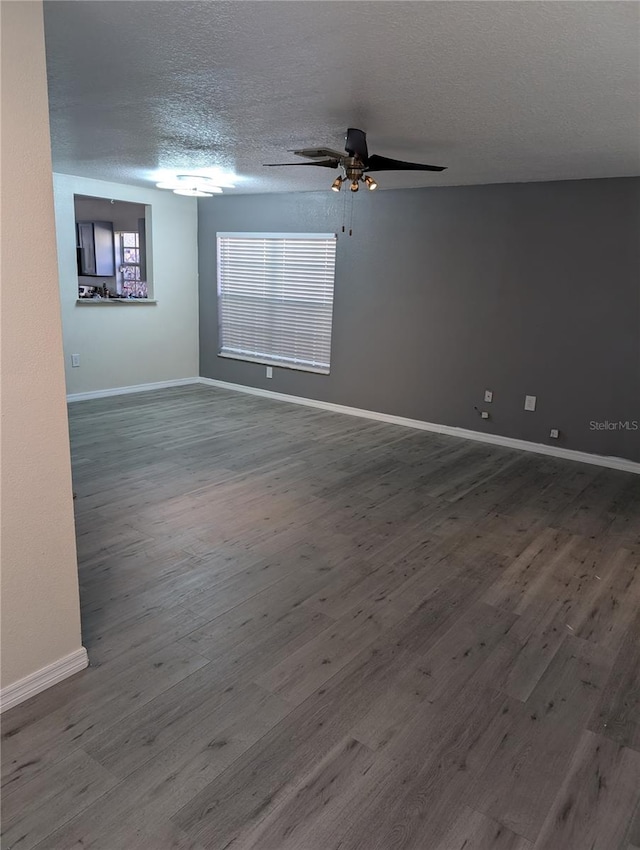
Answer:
[217,232,337,374]
[115,231,148,298]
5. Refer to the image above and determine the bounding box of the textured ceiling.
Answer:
[44,1,640,194]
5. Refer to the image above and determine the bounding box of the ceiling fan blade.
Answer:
[263,159,339,168]
[345,128,369,163]
[291,148,345,160]
[365,154,446,172]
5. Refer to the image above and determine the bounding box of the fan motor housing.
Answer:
[344,157,364,181]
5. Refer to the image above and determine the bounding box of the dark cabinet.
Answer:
[77,221,115,276]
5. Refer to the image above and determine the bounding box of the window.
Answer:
[115,231,148,298]
[217,233,337,374]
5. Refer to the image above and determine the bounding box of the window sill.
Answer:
[218,351,330,375]
[75,299,157,306]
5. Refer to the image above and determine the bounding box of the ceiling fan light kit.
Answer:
[331,173,377,193]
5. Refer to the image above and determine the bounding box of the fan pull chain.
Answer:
[349,191,355,236]
[341,184,347,233]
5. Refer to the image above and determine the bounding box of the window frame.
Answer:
[115,230,149,298]
[216,232,337,375]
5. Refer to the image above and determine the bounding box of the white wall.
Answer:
[53,174,199,395]
[1,2,84,694]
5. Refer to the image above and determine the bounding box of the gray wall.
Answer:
[199,178,640,462]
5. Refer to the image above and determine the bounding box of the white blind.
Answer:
[217,233,336,374]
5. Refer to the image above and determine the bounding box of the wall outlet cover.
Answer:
[266,366,273,379]
[524,395,537,411]
[71,354,80,368]
[481,411,490,419]
[550,428,559,439]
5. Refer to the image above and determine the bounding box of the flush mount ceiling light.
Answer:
[155,174,225,196]
[172,187,218,197]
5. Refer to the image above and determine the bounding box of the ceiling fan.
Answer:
[264,128,446,192]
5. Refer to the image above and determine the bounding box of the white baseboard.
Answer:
[0,647,89,713]
[67,377,200,403]
[198,377,640,475]
[64,375,639,473]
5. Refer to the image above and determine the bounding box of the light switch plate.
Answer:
[524,395,537,411]
[484,390,493,403]
[71,354,80,368]
[266,366,273,379]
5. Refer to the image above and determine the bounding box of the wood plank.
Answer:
[481,527,576,613]
[85,677,271,779]
[2,642,210,794]
[255,602,406,706]
[29,685,289,849]
[479,601,568,702]
[331,683,513,850]
[589,611,640,752]
[532,731,640,850]
[87,817,208,850]
[468,637,613,841]
[433,806,532,850]
[1,750,118,850]
[229,737,387,850]
[352,602,516,752]
[575,547,640,652]
[171,640,428,848]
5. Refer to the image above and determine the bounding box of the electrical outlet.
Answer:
[71,354,80,368]
[524,395,537,411]
[266,366,273,379]
[481,411,490,419]
[484,390,493,403]
[549,428,559,439]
